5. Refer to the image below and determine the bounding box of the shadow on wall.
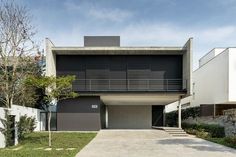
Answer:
[157,138,235,152]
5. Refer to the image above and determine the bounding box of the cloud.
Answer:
[116,22,236,68]
[64,0,133,22]
[88,7,132,22]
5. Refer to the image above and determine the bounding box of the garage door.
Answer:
[108,105,152,129]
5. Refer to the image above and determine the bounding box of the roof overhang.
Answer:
[100,93,184,105]
[76,92,186,105]
[51,47,186,55]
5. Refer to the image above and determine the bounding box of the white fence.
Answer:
[0,105,44,148]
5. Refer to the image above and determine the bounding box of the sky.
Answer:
[17,0,236,69]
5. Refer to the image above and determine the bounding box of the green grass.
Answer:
[0,132,97,157]
[184,127,236,149]
[205,137,236,149]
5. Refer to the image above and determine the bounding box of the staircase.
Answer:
[153,127,188,137]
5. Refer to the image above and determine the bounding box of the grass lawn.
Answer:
[205,137,236,149]
[0,132,97,157]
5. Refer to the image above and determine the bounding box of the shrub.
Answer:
[0,110,15,147]
[185,128,197,135]
[182,123,225,138]
[17,115,36,141]
[196,129,211,138]
[224,136,236,145]
[165,107,200,127]
[182,107,200,119]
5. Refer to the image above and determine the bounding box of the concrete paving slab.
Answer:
[76,129,236,157]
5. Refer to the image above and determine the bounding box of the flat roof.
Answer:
[52,46,186,55]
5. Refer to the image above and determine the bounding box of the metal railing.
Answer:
[72,79,187,92]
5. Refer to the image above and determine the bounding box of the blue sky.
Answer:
[18,0,236,69]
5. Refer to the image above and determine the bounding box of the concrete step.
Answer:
[166,131,187,134]
[161,127,188,137]
[169,133,188,137]
[165,130,185,132]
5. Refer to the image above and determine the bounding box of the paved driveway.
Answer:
[76,129,236,157]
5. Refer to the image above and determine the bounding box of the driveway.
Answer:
[76,129,236,157]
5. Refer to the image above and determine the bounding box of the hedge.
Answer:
[182,123,225,138]
[165,107,200,127]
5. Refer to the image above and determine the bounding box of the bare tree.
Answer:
[0,0,38,108]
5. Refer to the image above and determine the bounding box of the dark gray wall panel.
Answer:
[57,96,102,131]
[56,55,182,80]
[57,113,101,131]
[57,97,100,113]
[56,55,183,91]
[100,103,106,129]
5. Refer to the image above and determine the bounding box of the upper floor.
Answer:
[46,36,192,95]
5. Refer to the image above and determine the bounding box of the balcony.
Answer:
[72,79,187,92]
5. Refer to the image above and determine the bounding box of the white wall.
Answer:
[166,48,236,112]
[165,96,192,113]
[0,108,6,148]
[199,48,225,67]
[191,49,229,107]
[228,48,236,102]
[0,105,43,148]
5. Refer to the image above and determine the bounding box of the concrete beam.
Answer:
[51,47,185,55]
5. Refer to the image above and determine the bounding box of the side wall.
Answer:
[57,96,103,131]
[45,38,56,76]
[191,50,229,107]
[183,38,193,95]
[228,49,236,102]
[0,105,42,148]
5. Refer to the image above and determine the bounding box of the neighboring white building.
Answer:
[165,48,236,116]
[192,48,236,116]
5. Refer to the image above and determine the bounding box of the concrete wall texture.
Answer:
[84,36,120,47]
[108,105,152,129]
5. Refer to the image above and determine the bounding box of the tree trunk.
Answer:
[48,110,52,147]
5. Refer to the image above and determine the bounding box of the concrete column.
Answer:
[178,98,182,128]
[213,104,216,118]
[45,38,56,76]
[163,108,166,126]
[182,38,193,96]
[105,106,108,128]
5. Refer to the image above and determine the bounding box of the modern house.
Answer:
[191,48,236,116]
[46,36,192,131]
